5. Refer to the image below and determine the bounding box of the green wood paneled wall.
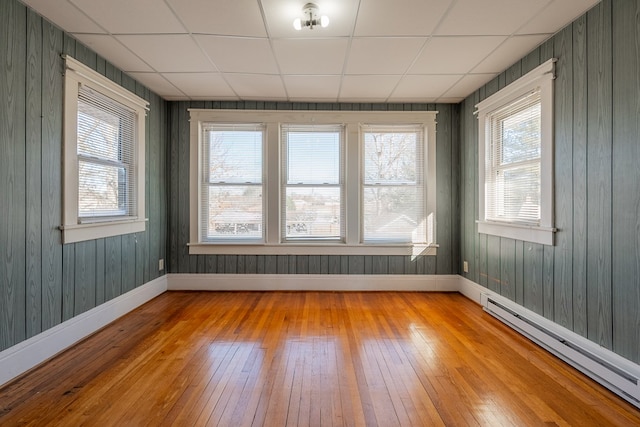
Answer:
[459,0,640,364]
[167,101,460,276]
[0,0,168,352]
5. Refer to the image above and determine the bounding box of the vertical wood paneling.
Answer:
[572,14,588,337]
[500,239,516,301]
[40,20,63,331]
[586,0,613,350]
[611,0,640,363]
[74,240,96,315]
[178,103,190,273]
[25,8,43,339]
[436,104,452,274]
[0,0,27,350]
[486,236,500,293]
[553,26,574,329]
[62,244,74,321]
[0,0,168,355]
[168,102,180,273]
[523,243,544,315]
[514,240,524,305]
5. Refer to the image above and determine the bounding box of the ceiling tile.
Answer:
[127,72,185,98]
[167,0,267,37]
[410,36,506,74]
[345,38,426,75]
[261,0,360,38]
[339,75,401,101]
[473,35,549,73]
[223,74,287,100]
[355,0,453,36]
[70,0,185,34]
[391,74,462,100]
[21,0,105,33]
[273,39,349,75]
[517,0,600,35]
[72,34,153,72]
[162,73,237,98]
[115,35,215,73]
[195,36,278,74]
[283,75,341,100]
[436,0,548,36]
[441,73,498,98]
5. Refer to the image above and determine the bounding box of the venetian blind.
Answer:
[485,89,542,224]
[77,85,137,221]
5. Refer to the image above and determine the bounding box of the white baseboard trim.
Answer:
[0,275,168,389]
[167,273,461,292]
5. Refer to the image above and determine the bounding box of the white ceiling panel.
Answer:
[72,34,153,72]
[224,74,288,100]
[70,0,185,34]
[167,0,267,37]
[436,0,549,36]
[195,36,279,74]
[283,75,341,100]
[21,0,599,102]
[116,35,215,73]
[21,0,105,33]
[261,0,360,38]
[339,75,401,101]
[410,36,506,74]
[473,35,549,73]
[441,73,498,98]
[345,38,426,75]
[273,39,349,75]
[162,73,237,98]
[392,74,462,100]
[517,0,600,35]
[354,0,453,37]
[127,72,185,98]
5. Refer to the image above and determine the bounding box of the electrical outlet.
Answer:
[463,261,469,273]
[159,259,164,271]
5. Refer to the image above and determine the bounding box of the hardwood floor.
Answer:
[1,291,639,426]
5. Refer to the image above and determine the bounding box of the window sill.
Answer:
[61,218,147,244]
[477,220,555,245]
[188,243,437,257]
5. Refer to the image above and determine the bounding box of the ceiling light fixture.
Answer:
[293,3,329,30]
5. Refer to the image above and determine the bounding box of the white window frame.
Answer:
[62,55,148,244]
[476,58,556,245]
[189,109,438,256]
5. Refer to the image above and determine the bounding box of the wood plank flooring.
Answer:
[1,291,639,426]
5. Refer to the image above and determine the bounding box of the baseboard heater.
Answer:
[481,293,640,409]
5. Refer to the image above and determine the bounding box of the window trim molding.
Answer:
[475,58,556,246]
[62,55,149,244]
[188,109,438,256]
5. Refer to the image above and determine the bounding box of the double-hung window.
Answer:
[281,125,344,242]
[476,58,556,245]
[62,55,148,243]
[189,110,437,255]
[362,125,425,243]
[199,124,264,243]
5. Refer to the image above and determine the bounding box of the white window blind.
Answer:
[485,90,541,225]
[362,125,425,243]
[77,85,137,221]
[281,124,344,241]
[200,123,264,242]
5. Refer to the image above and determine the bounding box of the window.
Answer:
[362,125,425,243]
[281,125,344,242]
[189,110,437,255]
[476,58,556,245]
[199,124,264,243]
[62,55,148,244]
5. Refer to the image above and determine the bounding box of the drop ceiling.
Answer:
[20,0,600,103]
